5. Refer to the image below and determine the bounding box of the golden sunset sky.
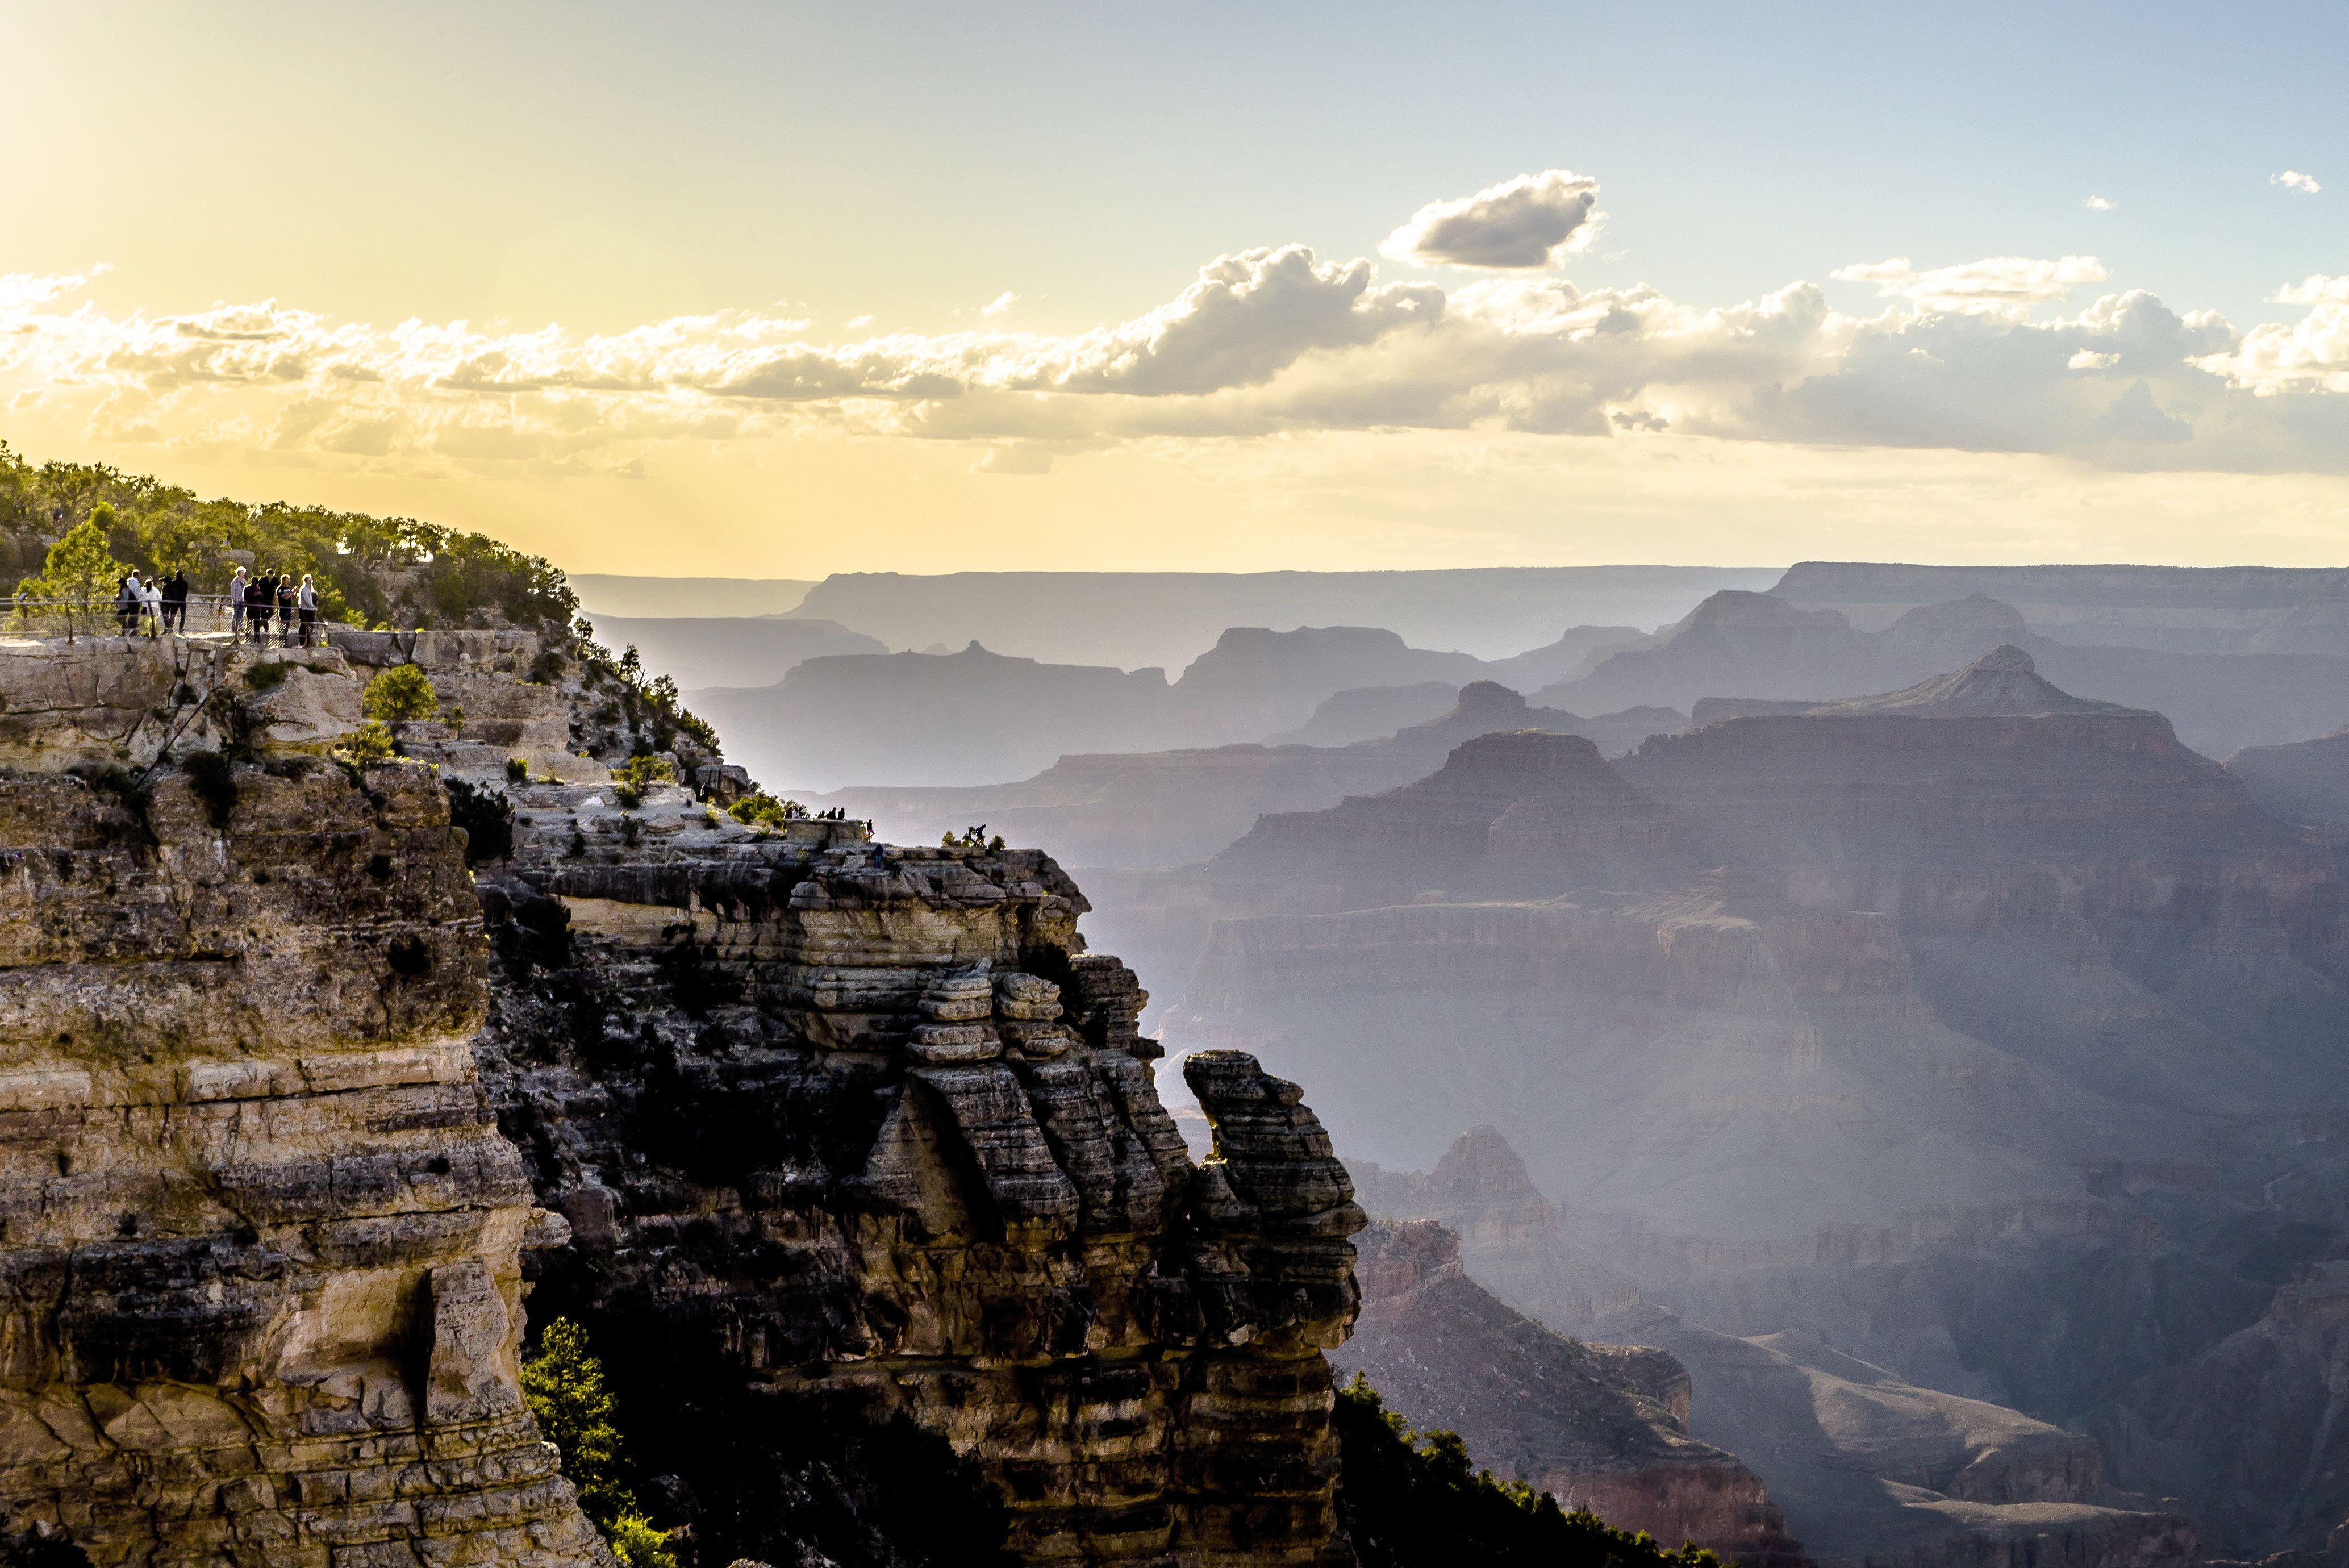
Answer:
[6,1,2348,574]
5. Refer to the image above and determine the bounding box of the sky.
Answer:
[5,0,2348,576]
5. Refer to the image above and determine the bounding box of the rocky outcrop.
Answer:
[0,702,607,1559]
[1355,1135,2199,1568]
[2088,1256,2349,1556]
[1333,1221,1804,1564]
[0,626,1389,1568]
[472,772,1371,1565]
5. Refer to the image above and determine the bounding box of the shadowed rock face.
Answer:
[2227,724,2349,832]
[1333,1221,1806,1566]
[1203,729,1690,915]
[1354,1133,2201,1568]
[473,782,1370,1566]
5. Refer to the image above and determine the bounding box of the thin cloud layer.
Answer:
[1380,170,1601,270]
[7,227,2349,478]
[1831,255,2109,319]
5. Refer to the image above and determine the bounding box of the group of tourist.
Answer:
[102,566,322,644]
[112,570,191,635]
[226,566,320,647]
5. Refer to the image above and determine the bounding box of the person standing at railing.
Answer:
[115,574,138,636]
[162,569,189,633]
[297,574,318,647]
[277,574,297,648]
[137,573,161,637]
[228,566,249,643]
[252,570,276,645]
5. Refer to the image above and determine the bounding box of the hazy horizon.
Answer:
[7,1,2348,578]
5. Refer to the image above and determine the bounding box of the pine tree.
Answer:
[520,1319,678,1568]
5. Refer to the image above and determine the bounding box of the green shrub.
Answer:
[727,791,803,829]
[507,756,531,783]
[243,660,297,693]
[361,664,438,722]
[606,1510,679,1568]
[521,1319,677,1568]
[338,722,396,763]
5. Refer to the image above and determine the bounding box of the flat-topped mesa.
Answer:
[1207,729,1688,912]
[474,788,1368,1564]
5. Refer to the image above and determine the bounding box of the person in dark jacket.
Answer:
[277,576,297,647]
[161,570,189,633]
[250,572,275,644]
[115,575,138,635]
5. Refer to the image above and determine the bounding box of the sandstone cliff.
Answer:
[0,636,610,1565]
[0,624,1383,1568]
[466,766,1370,1565]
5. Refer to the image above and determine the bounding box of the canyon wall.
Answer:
[0,628,1376,1567]
[472,777,1370,1566]
[0,637,608,1565]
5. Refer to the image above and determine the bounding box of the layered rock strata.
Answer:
[1357,1134,2200,1568]
[0,722,607,1561]
[1333,1221,1803,1565]
[472,774,1370,1565]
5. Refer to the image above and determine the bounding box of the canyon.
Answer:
[0,625,1370,1567]
[1159,645,2349,1558]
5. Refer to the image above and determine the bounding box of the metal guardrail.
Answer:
[4,594,332,646]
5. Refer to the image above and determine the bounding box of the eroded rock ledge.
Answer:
[474,785,1367,1565]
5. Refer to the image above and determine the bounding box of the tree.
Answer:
[16,516,131,603]
[361,664,439,722]
[521,1319,679,1568]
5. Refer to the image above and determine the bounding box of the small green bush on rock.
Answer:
[360,664,437,722]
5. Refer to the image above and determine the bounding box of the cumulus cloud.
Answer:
[1830,255,2109,318]
[12,236,2349,478]
[1381,170,1601,270]
[2273,170,2322,194]
[2274,275,2349,305]
[2085,196,2116,210]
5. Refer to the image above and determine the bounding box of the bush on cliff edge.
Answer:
[1334,1375,1724,1568]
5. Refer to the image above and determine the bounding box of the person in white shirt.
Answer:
[297,574,319,647]
[228,567,249,643]
[136,574,161,636]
